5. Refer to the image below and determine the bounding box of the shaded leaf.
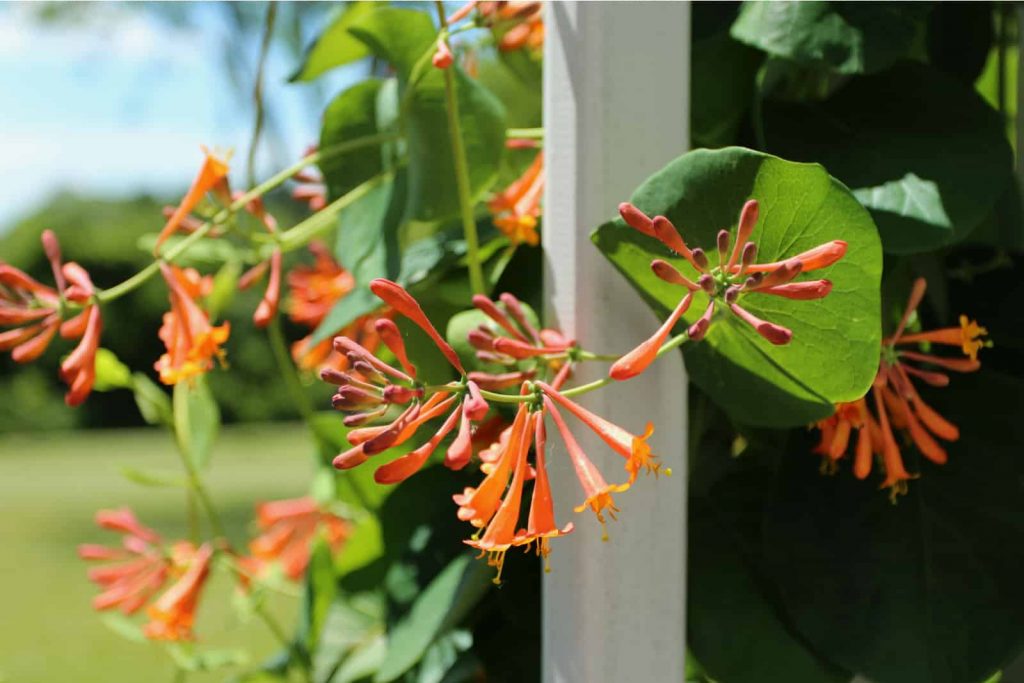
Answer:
[764,62,1013,252]
[172,375,220,470]
[374,554,492,683]
[319,79,386,200]
[132,372,173,427]
[731,2,931,75]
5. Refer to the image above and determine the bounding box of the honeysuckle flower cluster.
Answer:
[813,278,989,500]
[1,230,102,406]
[488,151,544,247]
[438,1,544,64]
[78,509,213,642]
[246,497,348,581]
[287,241,386,373]
[155,264,231,385]
[79,498,348,642]
[324,279,664,581]
[613,199,847,379]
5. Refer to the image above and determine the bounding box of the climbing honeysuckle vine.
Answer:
[1,3,1015,683]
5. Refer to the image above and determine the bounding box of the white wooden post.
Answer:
[543,3,690,682]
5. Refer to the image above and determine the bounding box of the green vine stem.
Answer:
[435,0,486,295]
[506,127,544,140]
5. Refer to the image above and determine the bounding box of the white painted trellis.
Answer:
[543,3,690,682]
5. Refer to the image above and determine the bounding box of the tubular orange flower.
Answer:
[466,412,536,584]
[512,416,573,568]
[454,402,530,528]
[156,148,230,253]
[617,199,845,365]
[236,195,283,328]
[155,263,230,385]
[538,381,660,484]
[488,152,544,246]
[247,497,348,580]
[79,508,169,615]
[143,542,214,641]
[543,397,627,541]
[370,279,465,374]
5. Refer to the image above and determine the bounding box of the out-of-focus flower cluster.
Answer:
[813,278,989,500]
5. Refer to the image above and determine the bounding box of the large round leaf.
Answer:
[762,373,1024,683]
[592,147,882,427]
[764,62,1013,253]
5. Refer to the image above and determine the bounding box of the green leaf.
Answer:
[763,62,1013,253]
[415,630,474,683]
[313,594,386,683]
[100,613,146,643]
[374,554,492,683]
[289,2,375,82]
[132,372,173,427]
[592,146,882,427]
[319,79,386,200]
[689,448,851,683]
[92,348,133,392]
[119,466,188,489]
[762,372,1024,683]
[208,257,243,320]
[404,68,507,224]
[346,7,507,223]
[332,634,386,683]
[298,537,339,657]
[731,1,930,75]
[692,29,763,148]
[166,644,249,672]
[172,375,220,470]
[310,172,404,346]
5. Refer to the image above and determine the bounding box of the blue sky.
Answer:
[0,3,361,232]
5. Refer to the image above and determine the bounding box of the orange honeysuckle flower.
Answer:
[247,497,348,580]
[155,148,230,253]
[538,381,660,484]
[454,402,531,529]
[811,278,987,500]
[467,291,573,371]
[616,199,844,368]
[488,152,544,247]
[79,508,169,615]
[143,542,214,641]
[3,230,103,405]
[543,397,626,541]
[155,263,230,385]
[370,279,466,373]
[432,36,455,69]
[465,411,537,583]
[512,416,573,568]
[1,258,60,362]
[236,195,283,328]
[326,284,492,475]
[477,2,544,52]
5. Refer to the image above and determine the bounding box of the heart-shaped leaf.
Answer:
[593,147,882,427]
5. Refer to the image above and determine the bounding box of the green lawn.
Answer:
[0,424,316,683]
